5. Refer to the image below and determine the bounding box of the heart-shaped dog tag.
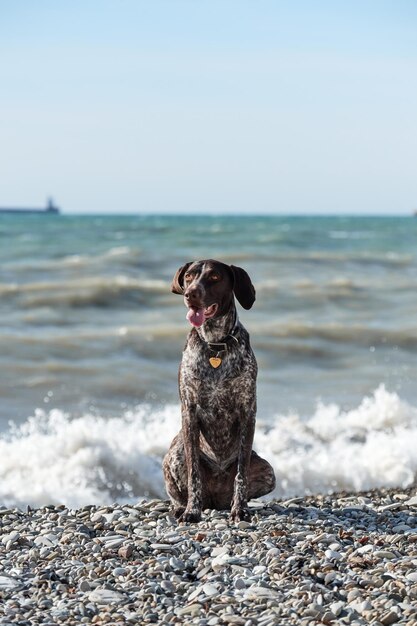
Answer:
[209,357,222,368]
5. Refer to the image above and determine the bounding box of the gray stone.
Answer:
[0,575,21,590]
[79,580,91,592]
[176,603,202,617]
[112,567,128,577]
[150,543,176,551]
[244,586,279,600]
[88,588,126,604]
[102,535,125,549]
[380,610,400,625]
[374,550,396,559]
[169,556,185,570]
[202,583,219,597]
[330,601,345,617]
[325,549,342,560]
[34,534,59,547]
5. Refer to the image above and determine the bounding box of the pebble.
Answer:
[330,601,345,616]
[211,546,229,556]
[237,521,252,530]
[234,578,246,589]
[357,544,374,554]
[34,534,59,547]
[380,610,401,625]
[244,587,279,600]
[392,524,410,532]
[100,535,125,549]
[169,556,185,570]
[79,580,91,592]
[88,588,126,604]
[203,583,219,596]
[112,567,128,577]
[118,544,134,559]
[176,603,202,617]
[149,542,173,550]
[347,589,362,602]
[2,530,20,545]
[406,573,417,582]
[374,550,396,560]
[1,488,417,625]
[0,575,21,590]
[325,549,342,560]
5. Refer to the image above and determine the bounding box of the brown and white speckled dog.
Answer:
[163,259,276,522]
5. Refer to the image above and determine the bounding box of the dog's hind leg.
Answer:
[247,450,276,499]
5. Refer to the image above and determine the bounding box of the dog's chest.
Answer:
[179,327,257,417]
[195,381,243,457]
[180,345,256,419]
[181,331,251,382]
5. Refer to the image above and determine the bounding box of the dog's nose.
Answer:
[184,286,202,304]
[184,288,196,301]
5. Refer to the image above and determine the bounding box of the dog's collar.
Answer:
[200,312,240,355]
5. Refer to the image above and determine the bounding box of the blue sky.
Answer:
[0,1,416,214]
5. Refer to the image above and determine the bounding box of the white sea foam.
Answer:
[0,386,416,509]
[257,385,417,497]
[0,406,178,509]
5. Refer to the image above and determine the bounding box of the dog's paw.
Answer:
[172,506,185,519]
[230,506,251,523]
[178,508,202,523]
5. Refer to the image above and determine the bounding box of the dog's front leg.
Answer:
[230,401,256,522]
[178,403,202,523]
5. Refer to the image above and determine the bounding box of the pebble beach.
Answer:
[1,488,417,625]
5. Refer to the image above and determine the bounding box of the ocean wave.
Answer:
[185,250,413,268]
[256,276,417,299]
[0,276,168,308]
[2,246,143,273]
[268,251,414,267]
[257,277,363,294]
[0,405,177,509]
[258,385,417,496]
[262,322,417,351]
[328,230,376,240]
[0,386,416,509]
[4,275,414,311]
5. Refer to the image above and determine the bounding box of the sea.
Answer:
[1,213,417,508]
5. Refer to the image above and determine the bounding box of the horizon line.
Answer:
[52,211,415,218]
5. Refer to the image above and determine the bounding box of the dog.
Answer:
[163,259,276,522]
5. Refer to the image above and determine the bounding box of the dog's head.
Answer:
[171,259,255,327]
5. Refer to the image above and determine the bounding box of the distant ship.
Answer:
[0,198,61,215]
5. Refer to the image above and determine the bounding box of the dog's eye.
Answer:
[184,273,193,282]
[210,274,220,281]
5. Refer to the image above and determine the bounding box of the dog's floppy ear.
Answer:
[230,265,256,310]
[171,262,192,295]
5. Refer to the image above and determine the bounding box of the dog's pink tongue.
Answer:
[186,307,205,327]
